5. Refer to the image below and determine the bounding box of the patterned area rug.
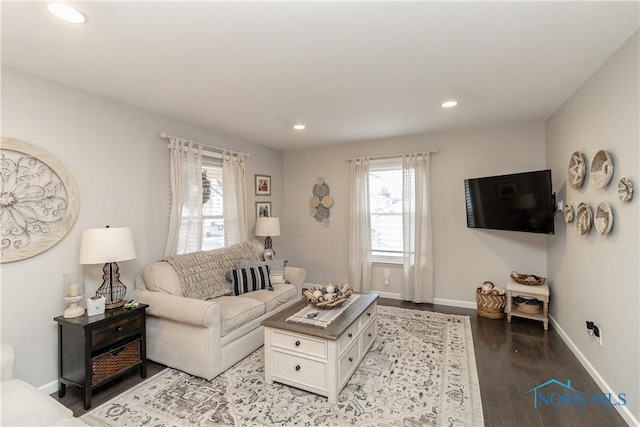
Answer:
[81,306,483,426]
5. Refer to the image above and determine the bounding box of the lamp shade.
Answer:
[255,217,280,237]
[79,226,137,264]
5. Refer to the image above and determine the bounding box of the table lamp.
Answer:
[79,226,136,309]
[255,217,280,260]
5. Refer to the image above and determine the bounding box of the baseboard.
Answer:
[40,379,59,396]
[550,316,639,427]
[433,298,477,310]
[373,291,477,310]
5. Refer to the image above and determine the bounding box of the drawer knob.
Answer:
[115,326,123,332]
[368,333,372,337]
[295,340,300,347]
[348,333,353,338]
[367,312,371,317]
[295,365,301,371]
[348,357,353,363]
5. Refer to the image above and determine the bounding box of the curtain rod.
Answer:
[160,132,250,158]
[345,150,438,161]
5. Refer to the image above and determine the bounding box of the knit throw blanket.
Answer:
[163,241,263,300]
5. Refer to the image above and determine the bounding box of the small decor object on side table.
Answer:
[86,295,106,316]
[63,272,85,319]
[303,283,352,308]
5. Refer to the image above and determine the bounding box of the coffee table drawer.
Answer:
[361,318,376,351]
[360,301,377,328]
[339,338,361,387]
[270,330,327,358]
[338,321,360,354]
[272,350,327,391]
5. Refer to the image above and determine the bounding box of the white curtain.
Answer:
[348,157,372,292]
[164,138,203,256]
[222,151,248,245]
[401,152,434,303]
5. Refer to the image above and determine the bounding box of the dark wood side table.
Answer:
[54,303,148,409]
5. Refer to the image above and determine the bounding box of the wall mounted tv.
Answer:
[464,169,555,235]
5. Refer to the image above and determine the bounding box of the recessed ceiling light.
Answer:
[293,124,306,130]
[48,3,86,24]
[442,101,458,108]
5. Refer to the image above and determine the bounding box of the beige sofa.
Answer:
[131,241,305,380]
[1,343,86,426]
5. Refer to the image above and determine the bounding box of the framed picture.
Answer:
[255,174,271,196]
[256,202,271,218]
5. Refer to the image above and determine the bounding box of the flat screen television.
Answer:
[464,169,555,235]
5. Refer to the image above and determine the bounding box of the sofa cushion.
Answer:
[238,283,298,312]
[229,265,272,295]
[163,241,263,300]
[214,296,266,336]
[142,262,183,296]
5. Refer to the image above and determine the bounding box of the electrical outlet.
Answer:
[384,269,390,286]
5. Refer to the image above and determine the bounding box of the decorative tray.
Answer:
[590,150,614,189]
[576,202,593,235]
[510,271,546,286]
[595,202,613,235]
[568,151,586,190]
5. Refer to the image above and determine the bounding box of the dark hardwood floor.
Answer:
[52,299,627,426]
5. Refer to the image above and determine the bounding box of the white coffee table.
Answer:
[261,293,378,403]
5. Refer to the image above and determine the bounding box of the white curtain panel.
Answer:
[222,152,248,245]
[402,153,434,303]
[164,138,203,256]
[348,157,372,293]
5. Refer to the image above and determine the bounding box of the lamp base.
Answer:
[105,299,126,309]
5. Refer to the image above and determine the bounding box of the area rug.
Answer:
[81,306,483,426]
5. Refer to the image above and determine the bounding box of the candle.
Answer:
[69,284,79,296]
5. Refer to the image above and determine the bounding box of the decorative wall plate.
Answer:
[568,151,586,190]
[595,202,613,235]
[590,150,613,189]
[0,137,80,263]
[310,177,333,226]
[563,204,575,223]
[576,202,592,235]
[617,177,633,203]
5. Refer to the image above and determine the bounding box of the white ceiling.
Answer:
[2,1,638,151]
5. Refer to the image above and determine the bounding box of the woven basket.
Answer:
[92,339,141,385]
[476,288,506,319]
[510,271,546,286]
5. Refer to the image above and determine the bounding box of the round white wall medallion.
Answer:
[0,137,80,263]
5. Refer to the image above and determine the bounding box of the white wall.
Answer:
[283,122,548,305]
[0,67,285,389]
[546,31,639,424]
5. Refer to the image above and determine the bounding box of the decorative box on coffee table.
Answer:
[54,303,148,409]
[261,293,377,403]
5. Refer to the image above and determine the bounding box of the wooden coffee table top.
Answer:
[261,293,378,341]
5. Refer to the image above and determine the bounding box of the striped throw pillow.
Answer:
[229,265,272,295]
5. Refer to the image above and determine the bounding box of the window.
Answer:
[201,162,224,250]
[369,159,413,262]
